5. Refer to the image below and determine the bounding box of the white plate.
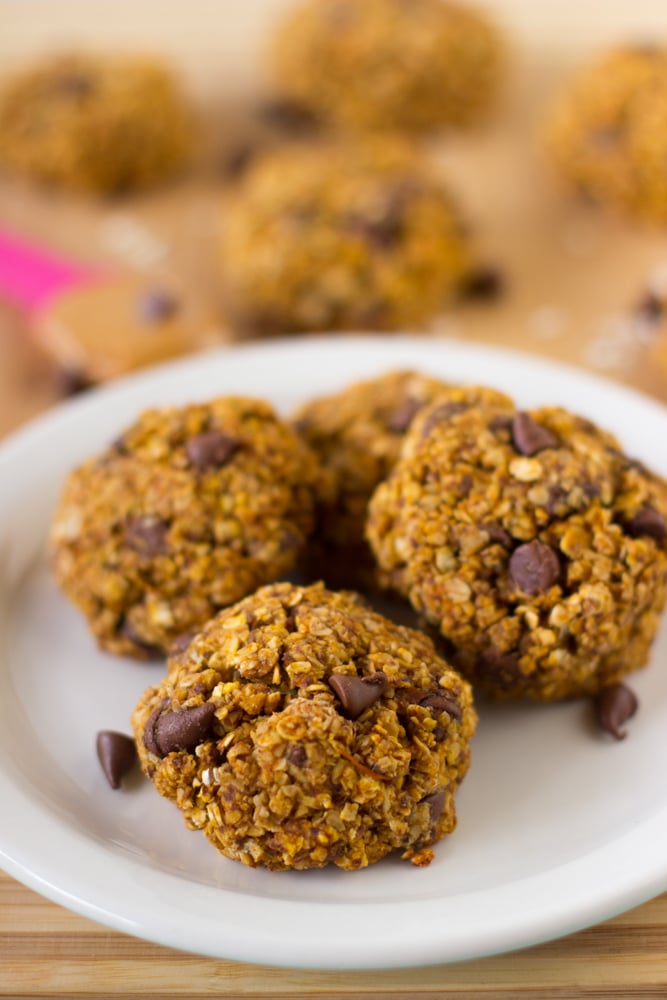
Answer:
[1,334,666,971]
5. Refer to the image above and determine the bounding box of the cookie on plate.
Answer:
[132,581,477,870]
[367,401,667,700]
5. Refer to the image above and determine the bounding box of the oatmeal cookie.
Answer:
[294,372,513,588]
[219,139,472,334]
[132,581,476,870]
[546,45,667,223]
[50,398,319,658]
[0,53,192,193]
[367,402,667,700]
[269,0,504,132]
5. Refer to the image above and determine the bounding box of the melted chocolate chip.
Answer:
[594,683,638,740]
[96,730,137,789]
[509,540,560,595]
[461,266,505,301]
[328,671,388,720]
[186,432,240,471]
[152,702,217,756]
[387,396,421,433]
[136,289,179,324]
[511,412,558,456]
[418,692,462,721]
[125,515,169,556]
[422,788,447,826]
[625,506,666,542]
[286,743,307,767]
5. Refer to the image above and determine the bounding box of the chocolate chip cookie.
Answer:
[50,398,319,658]
[219,138,473,334]
[132,581,476,870]
[269,0,504,132]
[0,52,192,193]
[367,403,667,700]
[294,371,513,588]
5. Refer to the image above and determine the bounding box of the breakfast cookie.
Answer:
[219,139,472,334]
[50,398,319,658]
[546,45,667,223]
[367,402,667,700]
[294,371,513,588]
[132,581,477,870]
[0,52,192,193]
[37,272,221,384]
[269,0,504,132]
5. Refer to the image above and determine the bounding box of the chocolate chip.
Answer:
[461,266,505,301]
[422,788,446,826]
[137,289,179,324]
[479,649,521,684]
[143,704,165,756]
[168,629,198,657]
[125,515,169,556]
[418,692,462,721]
[286,743,307,767]
[625,506,666,542]
[489,413,513,432]
[387,397,422,433]
[152,702,217,756]
[594,683,638,740]
[118,618,163,659]
[96,730,137,789]
[635,291,664,325]
[328,672,388,720]
[345,211,403,249]
[257,98,319,134]
[481,522,513,547]
[56,367,93,397]
[512,412,558,455]
[186,432,239,471]
[420,401,468,439]
[509,540,560,595]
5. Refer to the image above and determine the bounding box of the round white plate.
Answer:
[1,334,666,970]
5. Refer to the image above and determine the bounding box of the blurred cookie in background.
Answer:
[268,0,505,133]
[0,52,194,194]
[219,138,474,335]
[546,45,667,224]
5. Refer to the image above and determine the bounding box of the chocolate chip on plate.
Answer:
[328,671,388,720]
[186,432,240,471]
[96,730,137,789]
[511,412,558,456]
[509,539,560,595]
[594,683,638,740]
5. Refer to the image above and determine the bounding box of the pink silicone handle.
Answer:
[0,227,96,313]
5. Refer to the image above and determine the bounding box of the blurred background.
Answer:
[1,0,667,437]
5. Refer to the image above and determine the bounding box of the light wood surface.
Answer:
[2,2,667,996]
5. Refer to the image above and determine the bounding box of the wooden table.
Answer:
[3,2,667,994]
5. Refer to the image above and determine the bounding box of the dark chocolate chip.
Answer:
[625,506,666,542]
[481,522,513,547]
[420,401,468,439]
[168,629,198,657]
[433,723,446,742]
[387,397,422,433]
[545,485,568,516]
[479,649,522,684]
[136,289,179,324]
[118,618,163,659]
[458,474,473,497]
[422,788,447,826]
[153,702,217,756]
[143,704,165,756]
[345,211,403,249]
[489,413,513,432]
[286,743,307,767]
[125,515,169,556]
[594,683,638,740]
[418,692,462,721]
[509,540,560,595]
[512,412,558,456]
[461,266,505,301]
[635,291,664,325]
[56,367,93,397]
[96,730,136,789]
[186,432,239,471]
[328,671,388,720]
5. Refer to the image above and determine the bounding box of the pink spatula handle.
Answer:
[0,227,97,313]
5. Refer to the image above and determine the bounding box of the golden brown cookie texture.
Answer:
[367,403,667,700]
[50,398,319,658]
[132,581,477,871]
[546,45,667,223]
[269,0,504,132]
[294,372,513,588]
[0,53,192,193]
[219,139,472,334]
